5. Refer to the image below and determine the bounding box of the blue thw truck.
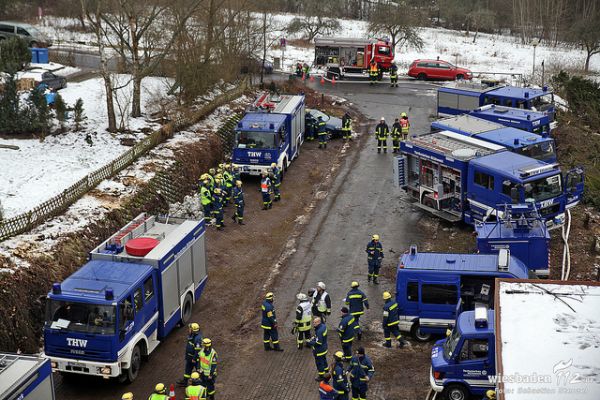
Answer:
[396,248,528,342]
[395,130,584,228]
[431,114,557,163]
[0,353,55,400]
[43,213,207,382]
[470,104,555,136]
[437,84,555,120]
[232,92,305,176]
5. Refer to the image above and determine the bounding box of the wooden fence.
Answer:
[0,79,248,242]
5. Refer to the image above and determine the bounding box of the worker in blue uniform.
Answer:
[177,322,203,386]
[365,235,383,284]
[345,282,369,341]
[199,178,212,225]
[261,292,283,351]
[332,351,350,400]
[212,187,225,230]
[317,116,328,149]
[231,180,245,225]
[348,347,374,400]
[270,163,282,202]
[307,317,329,381]
[382,291,407,348]
[260,171,272,210]
[337,307,356,362]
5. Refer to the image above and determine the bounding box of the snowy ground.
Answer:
[0,75,172,219]
[0,94,251,272]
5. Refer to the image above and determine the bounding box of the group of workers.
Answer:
[199,163,243,229]
[368,61,399,88]
[306,111,353,147]
[374,114,410,154]
[260,163,282,209]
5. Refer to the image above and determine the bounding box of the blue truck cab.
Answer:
[0,353,55,399]
[232,92,305,176]
[44,214,207,382]
[431,114,557,163]
[396,130,584,228]
[437,84,555,121]
[430,308,496,400]
[396,247,527,342]
[470,104,554,136]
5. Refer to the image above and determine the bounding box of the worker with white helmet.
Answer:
[366,234,384,284]
[311,281,332,322]
[374,117,389,154]
[294,293,313,349]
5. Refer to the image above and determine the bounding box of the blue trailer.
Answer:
[431,114,557,163]
[43,213,207,382]
[470,104,555,136]
[0,353,55,399]
[396,248,527,341]
[232,92,305,176]
[395,130,583,229]
[437,84,555,120]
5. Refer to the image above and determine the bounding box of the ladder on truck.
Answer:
[110,214,154,247]
[0,354,18,372]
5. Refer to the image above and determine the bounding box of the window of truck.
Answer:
[530,94,553,111]
[407,282,418,301]
[459,339,489,361]
[474,171,494,190]
[377,46,390,55]
[421,284,458,304]
[46,300,116,335]
[236,130,277,149]
[518,141,555,162]
[443,327,461,359]
[524,174,562,202]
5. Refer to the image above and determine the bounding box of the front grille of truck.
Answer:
[47,346,111,361]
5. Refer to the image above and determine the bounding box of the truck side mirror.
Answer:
[510,187,519,203]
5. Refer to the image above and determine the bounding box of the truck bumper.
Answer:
[232,163,271,176]
[44,354,121,378]
[430,367,445,393]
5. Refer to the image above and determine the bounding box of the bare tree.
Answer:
[566,1,600,72]
[286,0,341,41]
[368,1,424,52]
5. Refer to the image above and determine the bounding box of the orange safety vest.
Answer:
[400,119,410,133]
[260,178,270,193]
[369,64,378,73]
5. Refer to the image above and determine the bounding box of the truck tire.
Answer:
[181,293,193,326]
[411,323,433,342]
[126,345,142,383]
[443,383,469,400]
[417,73,427,81]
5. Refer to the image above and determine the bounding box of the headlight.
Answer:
[51,362,57,369]
[99,367,111,375]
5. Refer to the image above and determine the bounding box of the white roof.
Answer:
[497,281,600,400]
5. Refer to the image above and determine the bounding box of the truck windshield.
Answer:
[236,131,276,149]
[377,46,391,56]
[518,141,555,161]
[45,300,116,335]
[524,174,562,202]
[443,328,461,359]
[530,94,553,111]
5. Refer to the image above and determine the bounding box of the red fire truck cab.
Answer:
[314,37,394,80]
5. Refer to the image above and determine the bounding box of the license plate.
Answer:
[67,361,85,367]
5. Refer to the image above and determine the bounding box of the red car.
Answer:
[408,59,472,81]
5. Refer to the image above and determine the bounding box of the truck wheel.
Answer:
[417,73,427,81]
[443,383,469,400]
[126,345,142,383]
[411,323,433,342]
[181,293,193,326]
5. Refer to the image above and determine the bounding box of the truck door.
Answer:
[418,279,459,334]
[118,295,135,344]
[455,337,495,391]
[134,276,159,337]
[564,167,584,206]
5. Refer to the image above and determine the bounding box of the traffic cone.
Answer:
[309,75,315,82]
[331,76,336,85]
[169,383,176,400]
[320,76,325,85]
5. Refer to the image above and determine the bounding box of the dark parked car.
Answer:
[306,109,343,138]
[408,59,472,81]
[240,56,273,74]
[19,69,67,91]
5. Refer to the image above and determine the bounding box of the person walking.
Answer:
[390,63,398,88]
[270,163,282,202]
[261,292,283,351]
[198,338,218,400]
[342,112,352,141]
[400,112,410,141]
[177,323,203,386]
[345,282,369,341]
[347,348,374,400]
[390,118,402,153]
[318,116,328,149]
[231,180,245,225]
[382,291,407,348]
[337,307,356,362]
[148,384,169,400]
[375,118,389,154]
[294,293,313,349]
[366,235,383,284]
[332,351,350,400]
[185,372,207,400]
[311,281,332,322]
[307,317,329,381]
[260,171,272,210]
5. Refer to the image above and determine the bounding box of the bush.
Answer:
[73,98,86,131]
[552,71,600,127]
[55,93,67,131]
[0,37,31,74]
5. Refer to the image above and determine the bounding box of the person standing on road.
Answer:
[375,118,389,154]
[318,373,336,400]
[337,307,356,362]
[390,63,398,88]
[347,347,375,400]
[148,383,169,400]
[345,282,369,341]
[369,61,379,85]
[308,317,329,381]
[295,293,313,349]
[261,292,283,351]
[260,171,273,210]
[342,112,352,141]
[199,338,218,400]
[312,281,332,322]
[231,180,245,225]
[366,235,383,284]
[199,178,213,225]
[318,116,328,149]
[185,372,207,400]
[306,118,316,141]
[382,291,407,348]
[212,188,225,230]
[400,112,410,141]
[177,323,203,386]
[391,118,402,153]
[270,162,282,202]
[332,351,350,400]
